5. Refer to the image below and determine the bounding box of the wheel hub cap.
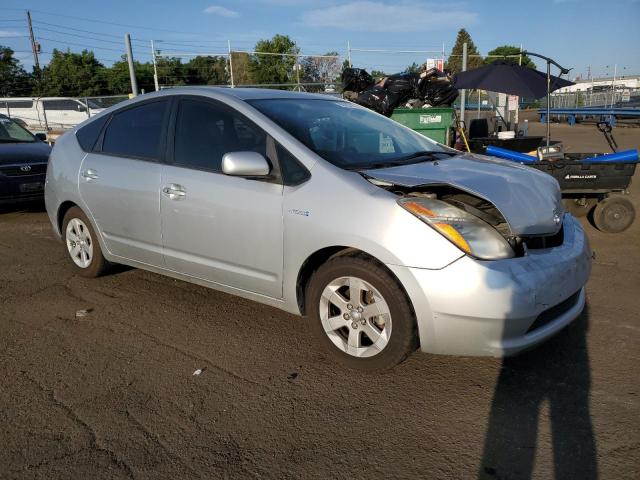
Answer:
[319,276,392,358]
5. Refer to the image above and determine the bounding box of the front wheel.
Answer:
[62,206,108,277]
[306,255,417,371]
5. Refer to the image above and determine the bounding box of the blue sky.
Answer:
[2,0,639,80]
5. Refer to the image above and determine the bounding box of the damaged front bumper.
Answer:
[387,214,592,357]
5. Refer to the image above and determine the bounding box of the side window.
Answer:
[76,114,109,152]
[102,100,169,160]
[173,99,266,172]
[3,100,33,109]
[43,99,83,111]
[276,144,310,186]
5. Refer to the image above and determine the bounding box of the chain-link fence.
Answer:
[544,89,640,109]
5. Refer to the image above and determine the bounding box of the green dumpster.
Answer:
[391,107,454,145]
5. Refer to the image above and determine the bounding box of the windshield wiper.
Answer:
[346,151,458,171]
[394,150,458,163]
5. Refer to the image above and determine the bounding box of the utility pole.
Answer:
[347,41,352,68]
[124,34,138,97]
[26,10,40,72]
[460,42,467,125]
[27,10,48,130]
[228,40,235,88]
[150,40,159,91]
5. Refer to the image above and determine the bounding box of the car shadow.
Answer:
[478,304,597,479]
[0,200,46,215]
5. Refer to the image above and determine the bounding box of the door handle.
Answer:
[81,169,98,181]
[162,183,186,200]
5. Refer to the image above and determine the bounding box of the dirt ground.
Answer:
[1,122,639,480]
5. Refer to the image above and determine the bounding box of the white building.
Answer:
[555,76,640,93]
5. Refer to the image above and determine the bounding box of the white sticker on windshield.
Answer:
[379,134,395,153]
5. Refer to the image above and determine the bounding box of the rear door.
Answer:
[160,96,284,298]
[78,98,171,266]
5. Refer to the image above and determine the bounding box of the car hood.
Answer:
[0,141,51,165]
[362,153,564,236]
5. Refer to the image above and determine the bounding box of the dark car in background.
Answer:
[0,114,51,205]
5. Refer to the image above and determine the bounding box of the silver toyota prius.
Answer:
[45,88,592,370]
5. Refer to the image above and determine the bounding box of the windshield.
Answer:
[0,117,36,143]
[248,98,448,169]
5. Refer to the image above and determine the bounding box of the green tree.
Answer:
[39,49,107,96]
[230,52,253,85]
[249,34,299,85]
[485,45,536,69]
[153,56,186,87]
[300,51,340,91]
[185,55,228,85]
[107,57,155,94]
[405,62,420,73]
[370,70,386,79]
[445,28,483,75]
[0,46,35,96]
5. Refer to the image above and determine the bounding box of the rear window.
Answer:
[102,100,169,160]
[76,115,109,152]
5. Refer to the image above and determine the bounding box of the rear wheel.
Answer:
[306,255,416,371]
[62,207,108,277]
[592,196,635,233]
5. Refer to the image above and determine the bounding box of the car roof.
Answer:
[160,86,342,102]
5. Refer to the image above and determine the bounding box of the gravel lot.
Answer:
[1,123,639,479]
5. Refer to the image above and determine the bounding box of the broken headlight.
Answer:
[398,197,514,260]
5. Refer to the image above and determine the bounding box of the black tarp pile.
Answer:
[342,67,458,117]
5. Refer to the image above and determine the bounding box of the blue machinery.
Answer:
[538,108,640,127]
[486,145,639,164]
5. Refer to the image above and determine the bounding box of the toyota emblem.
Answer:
[553,213,561,226]
[20,165,32,172]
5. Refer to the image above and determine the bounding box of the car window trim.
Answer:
[94,96,173,164]
[166,94,283,184]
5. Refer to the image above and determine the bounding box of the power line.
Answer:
[31,20,149,46]
[29,8,201,35]
[36,36,125,53]
[33,26,127,45]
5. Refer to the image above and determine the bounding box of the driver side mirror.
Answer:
[34,133,47,141]
[222,152,270,177]
[77,104,87,112]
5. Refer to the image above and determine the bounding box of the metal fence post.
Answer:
[84,96,90,118]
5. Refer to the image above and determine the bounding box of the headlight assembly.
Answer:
[398,197,514,260]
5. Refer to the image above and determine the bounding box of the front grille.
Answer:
[526,289,581,334]
[522,225,564,250]
[0,164,47,176]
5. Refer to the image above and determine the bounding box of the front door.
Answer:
[160,97,284,298]
[79,98,170,266]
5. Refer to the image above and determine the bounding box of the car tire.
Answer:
[306,254,417,371]
[592,196,635,233]
[62,206,108,277]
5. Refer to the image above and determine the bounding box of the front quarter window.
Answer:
[248,98,447,170]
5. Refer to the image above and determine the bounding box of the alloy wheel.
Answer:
[319,276,392,358]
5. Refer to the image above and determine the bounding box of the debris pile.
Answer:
[342,67,458,117]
